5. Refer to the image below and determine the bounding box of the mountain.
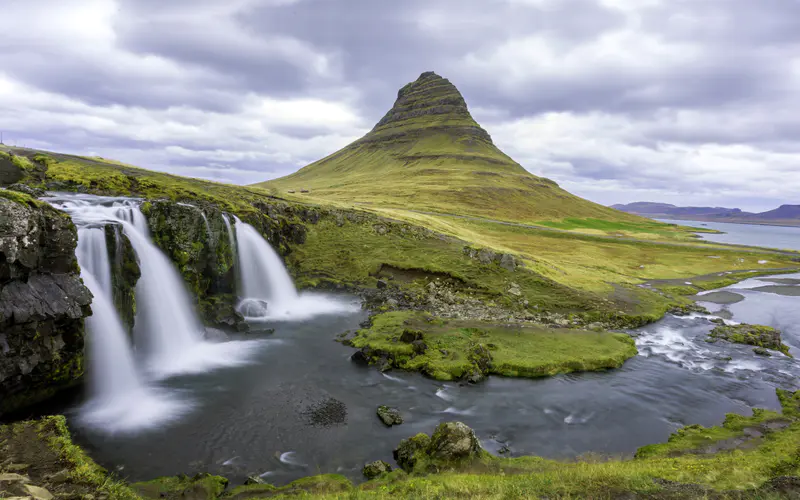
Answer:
[613,202,800,226]
[255,72,645,224]
[610,202,745,217]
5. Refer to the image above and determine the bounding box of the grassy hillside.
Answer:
[255,72,651,226]
[4,145,798,328]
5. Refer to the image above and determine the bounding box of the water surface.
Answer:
[658,218,800,251]
[63,278,800,486]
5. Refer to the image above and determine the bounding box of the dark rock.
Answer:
[105,224,139,335]
[377,405,403,426]
[498,253,517,272]
[350,349,371,366]
[0,153,25,185]
[411,339,427,355]
[710,318,726,325]
[0,197,90,416]
[8,184,45,198]
[362,460,392,480]
[428,422,482,462]
[393,433,431,472]
[376,279,388,289]
[753,347,772,357]
[399,329,423,343]
[301,398,347,427]
[245,476,265,485]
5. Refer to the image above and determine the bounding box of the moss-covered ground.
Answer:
[349,311,637,381]
[0,416,139,499]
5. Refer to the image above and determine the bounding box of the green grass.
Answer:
[349,311,638,381]
[7,145,798,328]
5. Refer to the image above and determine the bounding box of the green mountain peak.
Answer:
[255,72,641,224]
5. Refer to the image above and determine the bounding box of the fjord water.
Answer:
[660,218,800,251]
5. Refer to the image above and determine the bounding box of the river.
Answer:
[56,273,800,486]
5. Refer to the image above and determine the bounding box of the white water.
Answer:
[75,230,186,433]
[230,216,360,321]
[48,193,263,381]
[76,227,112,296]
[233,216,298,306]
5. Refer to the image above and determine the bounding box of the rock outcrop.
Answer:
[105,224,140,335]
[141,199,313,330]
[707,323,790,356]
[366,71,495,145]
[142,200,242,330]
[376,405,403,426]
[362,460,392,480]
[393,421,486,473]
[0,192,92,416]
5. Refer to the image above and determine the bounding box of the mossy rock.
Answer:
[708,323,791,356]
[132,473,228,500]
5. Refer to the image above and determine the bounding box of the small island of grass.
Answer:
[347,311,638,382]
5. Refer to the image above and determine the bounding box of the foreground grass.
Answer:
[349,311,638,381]
[0,416,139,499]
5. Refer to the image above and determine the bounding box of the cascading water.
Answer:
[73,225,186,433]
[49,195,264,388]
[233,216,298,316]
[76,227,113,296]
[229,216,358,321]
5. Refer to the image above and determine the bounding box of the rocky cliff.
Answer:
[0,191,92,416]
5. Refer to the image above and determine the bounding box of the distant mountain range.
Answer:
[611,202,800,227]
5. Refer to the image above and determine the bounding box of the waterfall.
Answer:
[74,225,186,433]
[232,216,298,313]
[77,231,141,397]
[48,193,263,379]
[228,215,357,321]
[77,227,112,296]
[200,212,213,250]
[120,214,208,373]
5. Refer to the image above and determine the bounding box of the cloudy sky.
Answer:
[2,0,799,211]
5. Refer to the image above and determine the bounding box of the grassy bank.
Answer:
[348,311,637,381]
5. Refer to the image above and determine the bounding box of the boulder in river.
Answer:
[377,405,403,426]
[393,422,487,473]
[362,460,392,479]
[708,323,790,356]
